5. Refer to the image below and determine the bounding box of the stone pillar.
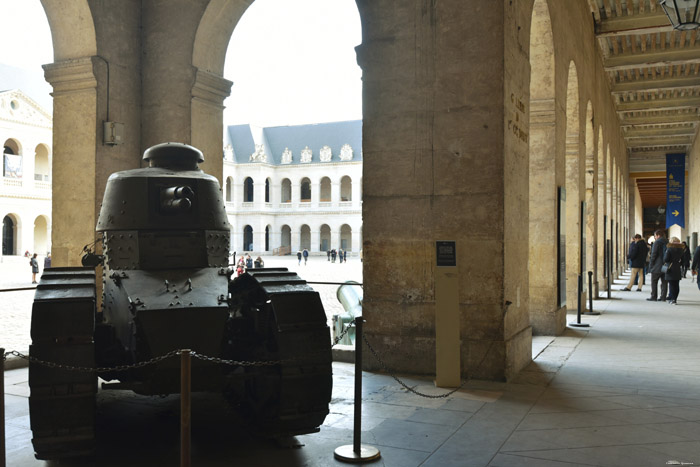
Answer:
[43,58,98,266]
[357,0,531,380]
[528,98,563,334]
[331,181,340,207]
[311,182,320,208]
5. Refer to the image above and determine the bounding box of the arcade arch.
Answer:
[34,144,50,181]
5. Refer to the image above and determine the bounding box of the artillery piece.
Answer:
[28,143,333,459]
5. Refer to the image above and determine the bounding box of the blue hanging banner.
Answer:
[666,153,685,228]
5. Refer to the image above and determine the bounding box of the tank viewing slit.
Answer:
[28,143,333,460]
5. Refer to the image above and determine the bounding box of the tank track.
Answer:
[225,268,333,436]
[28,267,97,460]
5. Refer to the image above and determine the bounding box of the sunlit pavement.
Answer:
[3,268,700,466]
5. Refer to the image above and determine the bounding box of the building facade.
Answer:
[0,89,52,257]
[223,120,362,256]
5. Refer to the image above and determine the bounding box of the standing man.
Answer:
[621,234,647,292]
[302,248,309,265]
[647,229,669,301]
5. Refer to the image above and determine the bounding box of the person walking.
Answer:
[620,234,647,292]
[691,243,700,291]
[30,253,39,284]
[331,249,336,263]
[338,248,344,264]
[664,237,685,304]
[302,248,309,265]
[245,254,253,270]
[327,250,331,261]
[681,242,691,277]
[43,253,51,269]
[297,250,302,265]
[647,230,668,302]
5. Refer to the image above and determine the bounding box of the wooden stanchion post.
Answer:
[1,348,6,467]
[180,349,191,467]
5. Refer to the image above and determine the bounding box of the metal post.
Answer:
[1,348,5,467]
[605,240,612,298]
[180,349,191,467]
[334,318,380,463]
[570,275,590,328]
[584,271,600,315]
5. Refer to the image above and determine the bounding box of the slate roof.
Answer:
[224,120,361,165]
[0,63,52,111]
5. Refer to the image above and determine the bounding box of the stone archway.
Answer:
[528,0,561,335]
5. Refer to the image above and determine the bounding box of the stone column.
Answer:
[311,228,321,253]
[43,58,98,266]
[331,181,340,207]
[311,181,320,208]
[357,0,531,380]
[528,98,563,334]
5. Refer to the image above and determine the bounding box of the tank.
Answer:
[27,143,333,460]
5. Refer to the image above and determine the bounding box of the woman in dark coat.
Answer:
[664,237,685,304]
[681,242,691,277]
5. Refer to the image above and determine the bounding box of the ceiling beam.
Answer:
[604,48,700,72]
[627,136,693,146]
[596,11,672,37]
[612,75,700,93]
[621,113,700,125]
[616,96,700,112]
[624,126,696,137]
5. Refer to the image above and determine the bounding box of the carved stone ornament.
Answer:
[339,144,353,161]
[301,146,312,163]
[320,145,332,162]
[0,90,52,128]
[249,144,268,163]
[224,144,234,160]
[282,147,292,164]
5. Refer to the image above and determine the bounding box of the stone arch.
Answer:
[225,176,233,202]
[243,225,253,251]
[340,175,352,202]
[528,0,560,334]
[320,224,331,252]
[243,176,254,202]
[340,224,352,251]
[2,213,21,255]
[281,224,291,248]
[564,60,581,313]
[3,138,22,155]
[34,215,50,254]
[300,224,311,251]
[40,0,97,61]
[34,144,51,181]
[281,178,292,203]
[300,177,311,202]
[320,176,331,202]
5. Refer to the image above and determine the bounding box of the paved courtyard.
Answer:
[0,254,361,355]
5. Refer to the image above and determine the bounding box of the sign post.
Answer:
[435,241,460,388]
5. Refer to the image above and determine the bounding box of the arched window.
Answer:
[320,177,331,202]
[244,177,254,202]
[281,178,292,203]
[320,224,331,251]
[340,176,352,201]
[265,178,271,203]
[300,177,311,202]
[2,215,17,255]
[34,144,50,182]
[34,215,49,254]
[3,139,23,179]
[265,225,270,251]
[225,177,233,202]
[340,224,352,251]
[281,225,291,248]
[243,225,253,251]
[300,224,311,250]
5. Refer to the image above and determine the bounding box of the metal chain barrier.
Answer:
[1,326,354,373]
[361,333,469,399]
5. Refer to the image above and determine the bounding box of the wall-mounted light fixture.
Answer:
[660,0,700,30]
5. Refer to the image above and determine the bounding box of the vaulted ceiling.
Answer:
[589,0,698,208]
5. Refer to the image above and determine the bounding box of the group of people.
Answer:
[327,248,346,263]
[235,253,264,276]
[621,230,699,304]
